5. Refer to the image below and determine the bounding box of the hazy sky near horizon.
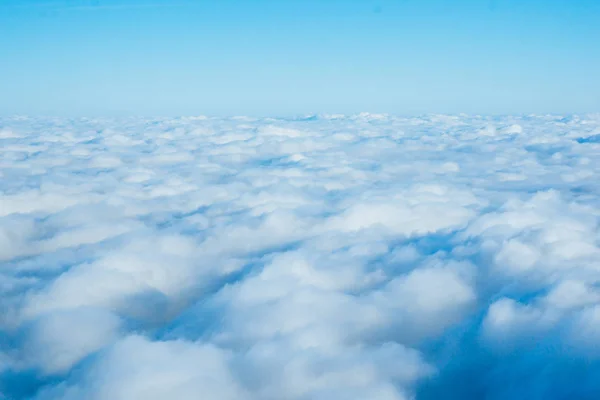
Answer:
[1,0,599,116]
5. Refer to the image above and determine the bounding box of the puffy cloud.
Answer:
[19,308,122,375]
[1,114,600,399]
[35,336,249,400]
[371,261,476,343]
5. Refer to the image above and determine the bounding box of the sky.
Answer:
[1,0,599,116]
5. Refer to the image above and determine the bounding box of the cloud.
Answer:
[1,113,600,399]
[35,335,248,400]
[19,308,122,375]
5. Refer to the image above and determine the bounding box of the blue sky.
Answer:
[1,0,599,116]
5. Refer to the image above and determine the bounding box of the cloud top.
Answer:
[1,113,600,399]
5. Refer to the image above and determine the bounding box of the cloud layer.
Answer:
[1,113,600,399]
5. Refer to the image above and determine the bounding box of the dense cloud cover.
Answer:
[1,113,600,399]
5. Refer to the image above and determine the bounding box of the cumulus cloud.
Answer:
[35,335,248,400]
[1,113,600,399]
[20,308,122,375]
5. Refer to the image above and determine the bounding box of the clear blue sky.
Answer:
[1,0,599,116]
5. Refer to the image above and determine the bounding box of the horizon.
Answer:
[3,111,600,120]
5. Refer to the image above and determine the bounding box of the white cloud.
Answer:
[371,261,476,343]
[20,308,122,375]
[1,114,600,399]
[35,336,248,400]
